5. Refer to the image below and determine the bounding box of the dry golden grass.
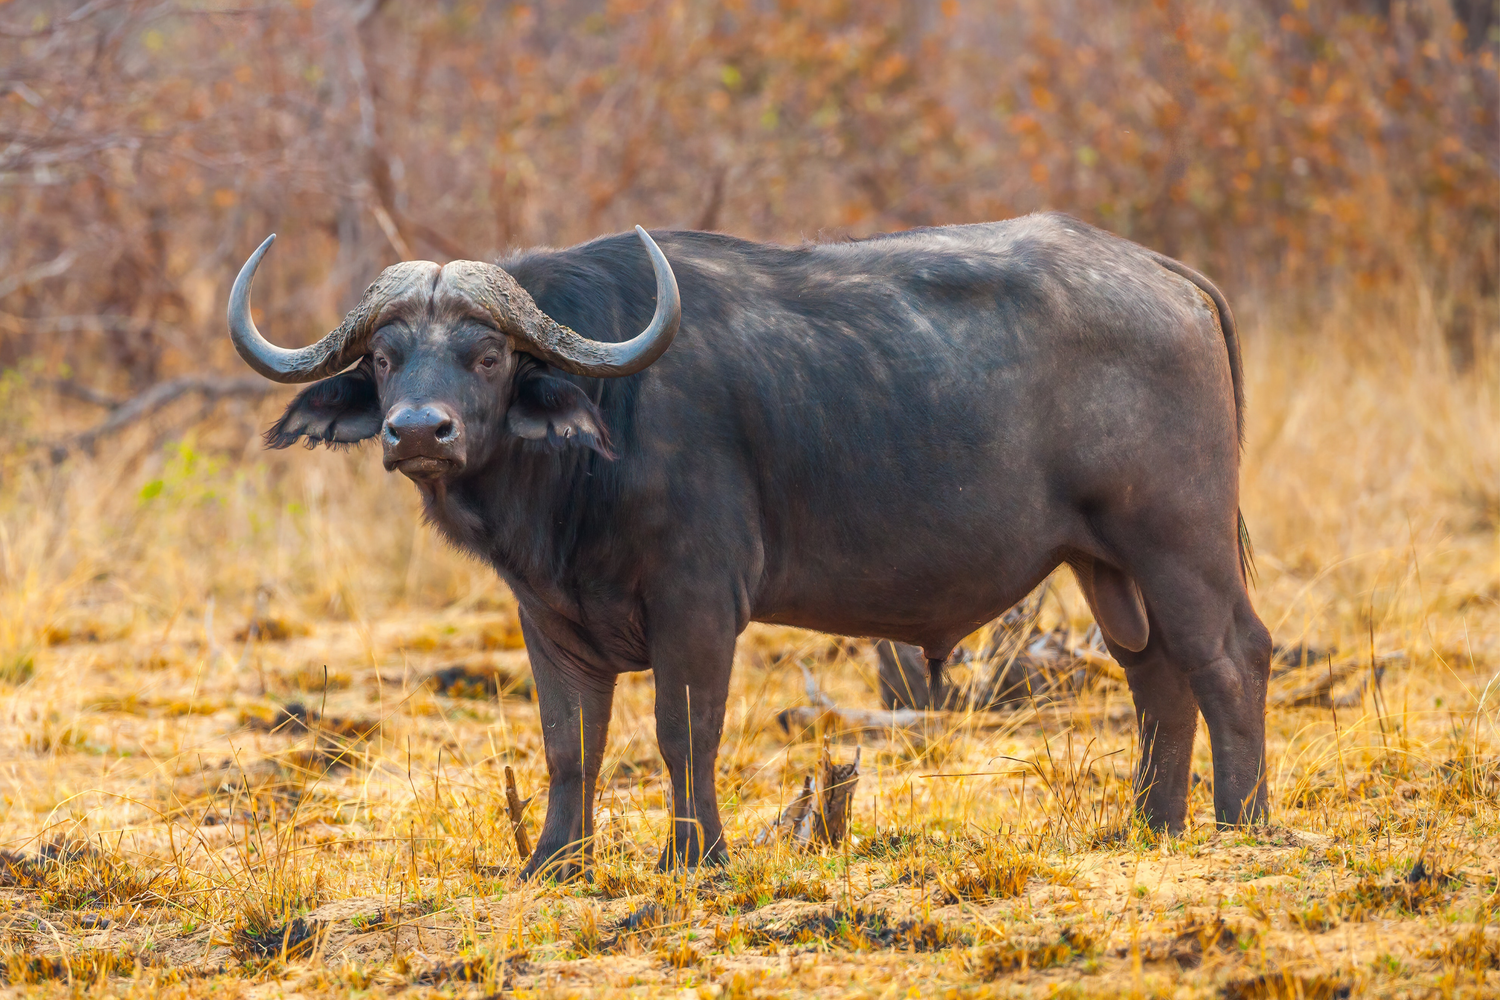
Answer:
[0,297,1494,998]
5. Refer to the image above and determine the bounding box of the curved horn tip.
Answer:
[232,234,278,294]
[230,232,346,384]
[633,225,664,255]
[632,225,679,301]
[249,233,276,264]
[480,225,679,380]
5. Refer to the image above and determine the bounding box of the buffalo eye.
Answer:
[477,353,499,372]
[373,353,390,375]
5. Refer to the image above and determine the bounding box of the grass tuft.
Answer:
[942,848,1070,903]
[970,927,1099,978]
[38,843,165,910]
[1424,922,1500,970]
[0,948,138,985]
[1221,971,1354,1000]
[229,916,321,962]
[753,906,966,952]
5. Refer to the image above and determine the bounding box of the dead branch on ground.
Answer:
[1270,655,1402,710]
[776,662,960,739]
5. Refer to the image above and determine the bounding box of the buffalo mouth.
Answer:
[387,455,461,479]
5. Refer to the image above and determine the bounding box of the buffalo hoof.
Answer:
[1215,809,1271,830]
[655,842,728,872]
[518,852,590,884]
[1136,809,1190,836]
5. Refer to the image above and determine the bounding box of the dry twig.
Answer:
[504,766,532,863]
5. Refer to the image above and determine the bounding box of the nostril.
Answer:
[383,422,400,443]
[435,419,456,442]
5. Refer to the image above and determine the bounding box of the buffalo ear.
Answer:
[264,360,382,449]
[505,371,615,458]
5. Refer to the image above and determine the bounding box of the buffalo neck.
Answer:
[418,395,629,625]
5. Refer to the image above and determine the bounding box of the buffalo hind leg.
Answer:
[1113,547,1272,829]
[1190,606,1272,826]
[518,616,617,881]
[649,597,736,870]
[1076,554,1196,827]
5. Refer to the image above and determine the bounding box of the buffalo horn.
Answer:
[227,234,437,384]
[455,225,680,379]
[229,226,679,383]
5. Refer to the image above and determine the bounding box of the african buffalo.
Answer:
[227,214,1272,878]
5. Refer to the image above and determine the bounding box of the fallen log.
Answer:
[876,586,1125,714]
[774,704,960,739]
[876,639,935,709]
[776,662,1013,739]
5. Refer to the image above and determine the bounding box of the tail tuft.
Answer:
[1238,509,1257,587]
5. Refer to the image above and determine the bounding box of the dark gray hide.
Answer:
[241,213,1272,878]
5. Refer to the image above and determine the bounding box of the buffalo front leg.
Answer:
[518,618,617,882]
[649,600,736,870]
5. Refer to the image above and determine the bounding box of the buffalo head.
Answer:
[226,228,679,481]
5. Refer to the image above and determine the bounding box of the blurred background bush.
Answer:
[0,0,1494,389]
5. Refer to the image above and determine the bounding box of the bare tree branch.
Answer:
[351,0,391,27]
[0,0,119,38]
[50,375,280,461]
[52,379,125,409]
[0,251,77,300]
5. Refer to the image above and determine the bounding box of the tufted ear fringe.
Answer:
[504,370,615,459]
[263,361,382,449]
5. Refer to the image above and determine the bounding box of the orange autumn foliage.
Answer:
[0,0,1493,386]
